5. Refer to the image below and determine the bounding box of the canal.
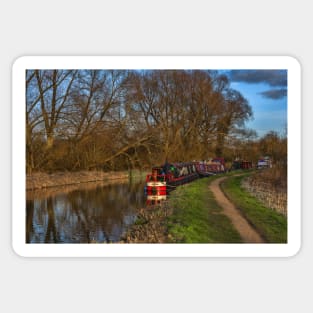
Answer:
[26,179,146,243]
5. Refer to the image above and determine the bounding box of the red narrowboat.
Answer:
[145,162,199,197]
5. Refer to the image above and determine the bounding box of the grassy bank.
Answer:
[221,175,287,243]
[167,176,243,243]
[26,169,147,190]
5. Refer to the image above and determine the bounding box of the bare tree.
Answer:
[26,69,255,172]
[33,69,77,149]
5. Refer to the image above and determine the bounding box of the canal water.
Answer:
[26,179,146,243]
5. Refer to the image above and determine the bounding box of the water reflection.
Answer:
[146,194,167,206]
[26,180,146,243]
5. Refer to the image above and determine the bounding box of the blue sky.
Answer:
[222,70,287,138]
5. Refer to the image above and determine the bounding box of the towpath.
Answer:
[209,177,265,243]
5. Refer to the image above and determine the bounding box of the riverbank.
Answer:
[123,170,287,244]
[26,170,147,190]
[120,204,173,243]
[124,173,245,244]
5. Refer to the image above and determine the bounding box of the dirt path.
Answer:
[210,177,265,243]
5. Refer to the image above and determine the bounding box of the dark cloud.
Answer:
[229,70,287,87]
[259,88,287,99]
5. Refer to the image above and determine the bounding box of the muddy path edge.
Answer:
[209,176,265,243]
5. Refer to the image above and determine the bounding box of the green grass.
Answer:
[167,176,243,243]
[221,175,287,243]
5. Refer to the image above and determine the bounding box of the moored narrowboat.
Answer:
[145,159,228,199]
[145,162,199,197]
[231,159,253,170]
